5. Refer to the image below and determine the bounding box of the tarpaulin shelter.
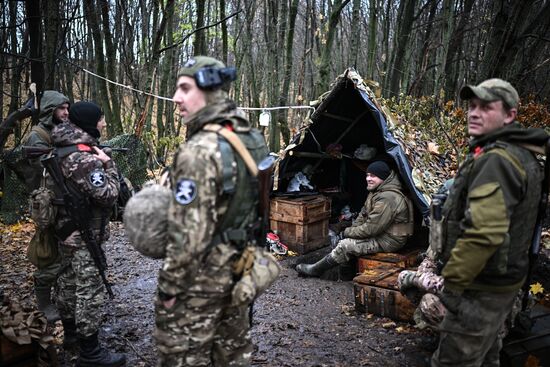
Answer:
[273,69,430,229]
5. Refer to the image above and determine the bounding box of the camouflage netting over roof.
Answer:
[0,133,149,224]
[102,133,149,190]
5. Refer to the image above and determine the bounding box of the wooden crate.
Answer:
[270,195,331,254]
[357,248,421,273]
[353,267,415,322]
[270,196,330,224]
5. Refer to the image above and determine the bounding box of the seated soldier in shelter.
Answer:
[296,161,413,277]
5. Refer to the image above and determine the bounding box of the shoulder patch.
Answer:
[89,169,106,187]
[174,178,197,205]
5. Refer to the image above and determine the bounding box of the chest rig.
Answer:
[203,121,268,249]
[439,140,542,287]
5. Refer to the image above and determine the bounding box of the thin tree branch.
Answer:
[158,9,241,54]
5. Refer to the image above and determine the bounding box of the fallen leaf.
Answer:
[530,282,544,295]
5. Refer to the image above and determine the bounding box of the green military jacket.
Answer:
[22,91,70,191]
[344,171,413,252]
[441,122,548,293]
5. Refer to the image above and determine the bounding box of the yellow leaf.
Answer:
[530,282,544,295]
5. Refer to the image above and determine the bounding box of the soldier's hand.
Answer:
[93,146,111,164]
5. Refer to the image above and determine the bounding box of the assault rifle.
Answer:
[522,139,550,311]
[22,145,127,158]
[40,154,115,298]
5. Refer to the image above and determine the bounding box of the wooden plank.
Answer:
[357,249,421,273]
[353,281,415,322]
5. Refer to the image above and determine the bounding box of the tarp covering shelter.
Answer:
[274,69,430,226]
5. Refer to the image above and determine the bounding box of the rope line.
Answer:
[71,59,315,112]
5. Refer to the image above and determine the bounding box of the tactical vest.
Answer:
[440,141,542,288]
[206,122,269,248]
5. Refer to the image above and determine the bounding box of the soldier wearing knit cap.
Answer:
[51,101,125,366]
[296,160,414,277]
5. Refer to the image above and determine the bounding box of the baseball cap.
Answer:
[459,78,519,109]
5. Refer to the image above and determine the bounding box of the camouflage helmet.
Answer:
[123,181,171,259]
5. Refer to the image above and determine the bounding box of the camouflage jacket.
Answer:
[441,123,548,293]
[158,100,259,298]
[344,171,411,252]
[51,121,119,248]
[22,91,70,191]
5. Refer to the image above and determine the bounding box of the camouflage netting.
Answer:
[102,133,149,190]
[0,133,149,224]
[1,151,28,224]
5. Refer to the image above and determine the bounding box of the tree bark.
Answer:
[387,0,416,98]
[193,0,207,54]
[318,0,352,94]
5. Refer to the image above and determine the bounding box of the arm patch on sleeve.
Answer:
[174,178,197,205]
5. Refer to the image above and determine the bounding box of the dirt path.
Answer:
[77,223,434,366]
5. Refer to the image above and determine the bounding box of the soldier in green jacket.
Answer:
[22,91,70,323]
[431,78,549,367]
[296,161,413,277]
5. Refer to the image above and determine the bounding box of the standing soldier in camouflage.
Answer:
[155,56,268,366]
[22,90,70,323]
[296,161,413,277]
[429,79,548,366]
[51,101,125,366]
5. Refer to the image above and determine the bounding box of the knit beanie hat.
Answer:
[366,161,391,181]
[69,101,102,139]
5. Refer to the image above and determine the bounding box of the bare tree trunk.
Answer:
[387,0,416,98]
[25,0,44,124]
[408,0,437,97]
[99,0,122,134]
[193,0,207,54]
[277,0,299,145]
[43,0,60,90]
[366,0,377,79]
[348,0,361,68]
[220,0,228,63]
[83,0,114,136]
[318,0,352,94]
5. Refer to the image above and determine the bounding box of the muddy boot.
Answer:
[62,319,78,350]
[296,254,338,277]
[35,285,61,323]
[77,332,126,367]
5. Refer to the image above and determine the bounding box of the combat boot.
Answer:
[35,285,61,323]
[77,332,126,367]
[62,318,78,350]
[296,254,338,277]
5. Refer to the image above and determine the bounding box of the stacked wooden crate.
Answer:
[353,249,421,322]
[269,195,331,254]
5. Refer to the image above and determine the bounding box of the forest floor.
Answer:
[2,221,550,367]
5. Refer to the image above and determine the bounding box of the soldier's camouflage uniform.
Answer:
[430,123,548,367]
[155,100,266,367]
[51,122,119,337]
[23,91,70,291]
[331,171,412,264]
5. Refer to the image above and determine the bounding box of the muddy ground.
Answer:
[2,221,550,366]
